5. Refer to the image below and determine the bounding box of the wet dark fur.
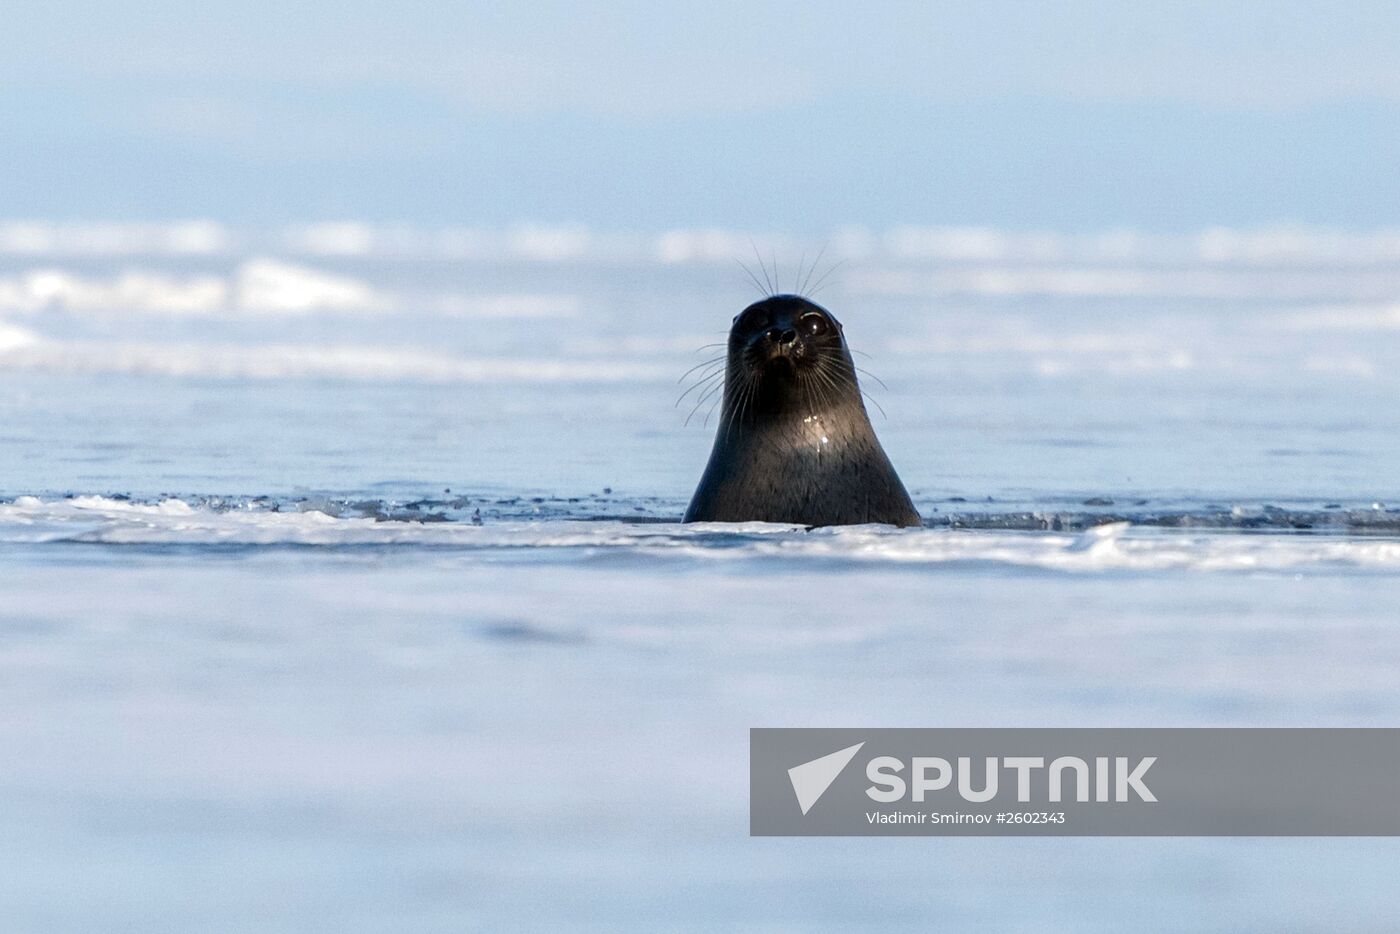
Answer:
[683,295,921,527]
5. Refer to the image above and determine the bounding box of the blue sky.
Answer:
[6,1,1400,230]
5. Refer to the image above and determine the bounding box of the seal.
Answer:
[683,294,921,527]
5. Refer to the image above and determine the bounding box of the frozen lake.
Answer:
[3,221,1400,930]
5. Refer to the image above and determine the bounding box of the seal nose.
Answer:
[767,328,798,346]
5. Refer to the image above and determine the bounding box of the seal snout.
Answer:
[754,324,804,373]
[766,327,799,347]
[757,326,802,366]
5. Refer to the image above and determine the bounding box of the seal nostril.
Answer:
[779,329,798,345]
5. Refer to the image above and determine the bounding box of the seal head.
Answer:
[683,294,921,527]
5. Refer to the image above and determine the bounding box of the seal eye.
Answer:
[735,308,770,333]
[800,313,829,337]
